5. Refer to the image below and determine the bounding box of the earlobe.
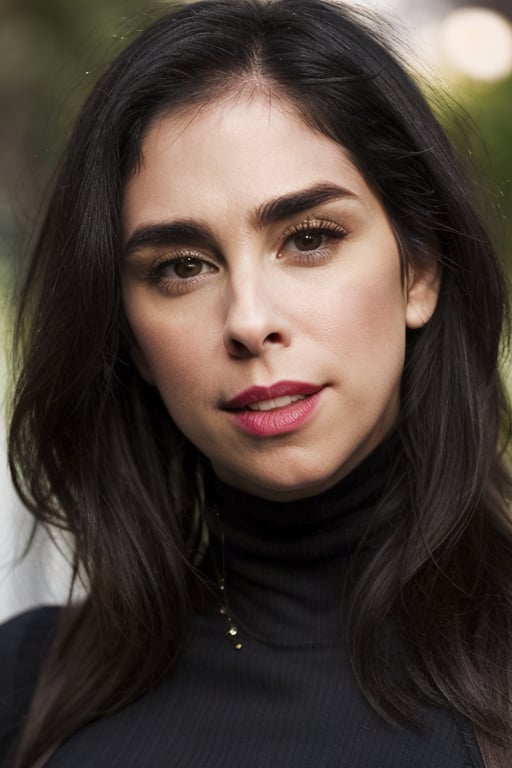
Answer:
[405,258,441,330]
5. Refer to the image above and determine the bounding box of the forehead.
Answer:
[122,93,378,235]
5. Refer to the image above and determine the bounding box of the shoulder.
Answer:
[451,712,486,768]
[0,606,61,759]
[0,605,60,685]
[0,603,60,644]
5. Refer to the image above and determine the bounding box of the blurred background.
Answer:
[1,0,511,621]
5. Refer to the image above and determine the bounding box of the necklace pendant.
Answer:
[215,539,242,649]
[226,621,242,649]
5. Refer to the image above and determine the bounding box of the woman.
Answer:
[1,0,511,765]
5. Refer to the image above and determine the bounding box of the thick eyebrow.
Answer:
[123,183,358,259]
[253,183,358,228]
[123,221,215,260]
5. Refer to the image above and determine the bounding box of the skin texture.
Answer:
[121,93,439,501]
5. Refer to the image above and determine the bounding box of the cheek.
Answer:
[125,295,216,395]
[316,260,407,361]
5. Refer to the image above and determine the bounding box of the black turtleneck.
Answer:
[202,438,392,650]
[0,442,484,767]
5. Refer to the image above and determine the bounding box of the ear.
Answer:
[129,343,156,385]
[405,257,441,330]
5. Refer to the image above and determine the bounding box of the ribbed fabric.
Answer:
[202,439,391,649]
[0,441,484,767]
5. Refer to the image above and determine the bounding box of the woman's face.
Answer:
[122,93,438,501]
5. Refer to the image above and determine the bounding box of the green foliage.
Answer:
[2,0,171,161]
[449,75,512,263]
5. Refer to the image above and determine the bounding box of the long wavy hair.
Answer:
[7,0,512,765]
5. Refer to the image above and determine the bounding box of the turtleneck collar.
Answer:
[201,437,398,647]
[204,436,397,553]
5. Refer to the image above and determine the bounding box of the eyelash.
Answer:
[146,250,217,294]
[279,218,347,261]
[146,218,348,295]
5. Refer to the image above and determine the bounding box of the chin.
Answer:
[223,464,348,502]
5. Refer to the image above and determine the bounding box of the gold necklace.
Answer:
[217,530,243,650]
[219,575,243,650]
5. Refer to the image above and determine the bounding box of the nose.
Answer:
[222,272,292,358]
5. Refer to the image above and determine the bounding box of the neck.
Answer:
[201,437,397,647]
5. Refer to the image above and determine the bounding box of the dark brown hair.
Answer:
[8,0,512,765]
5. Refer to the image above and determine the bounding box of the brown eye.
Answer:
[292,231,324,251]
[173,257,203,278]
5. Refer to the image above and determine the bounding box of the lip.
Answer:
[225,381,322,410]
[224,381,323,437]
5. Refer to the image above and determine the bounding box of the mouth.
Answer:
[245,394,307,412]
[224,381,322,411]
[224,383,323,437]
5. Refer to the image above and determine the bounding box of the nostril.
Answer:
[227,338,253,359]
[225,330,285,358]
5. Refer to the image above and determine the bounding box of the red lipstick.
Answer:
[224,381,323,437]
[225,381,321,409]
